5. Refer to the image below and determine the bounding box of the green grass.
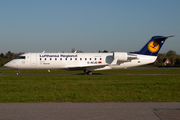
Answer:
[0,68,180,102]
[1,68,180,74]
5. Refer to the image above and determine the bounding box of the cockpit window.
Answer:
[15,56,26,59]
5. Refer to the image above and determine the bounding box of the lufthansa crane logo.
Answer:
[148,41,160,53]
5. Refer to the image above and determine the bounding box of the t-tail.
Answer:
[132,36,174,56]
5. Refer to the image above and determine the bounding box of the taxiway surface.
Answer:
[0,102,179,120]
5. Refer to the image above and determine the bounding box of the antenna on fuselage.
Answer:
[42,51,45,53]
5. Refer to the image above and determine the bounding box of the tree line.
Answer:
[155,50,180,67]
[0,50,180,67]
[0,51,24,66]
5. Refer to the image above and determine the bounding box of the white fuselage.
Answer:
[5,52,157,71]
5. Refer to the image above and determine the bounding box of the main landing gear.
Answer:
[16,69,20,75]
[84,70,93,75]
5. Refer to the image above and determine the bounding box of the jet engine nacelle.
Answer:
[113,52,128,61]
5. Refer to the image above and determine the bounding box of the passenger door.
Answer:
[30,53,37,66]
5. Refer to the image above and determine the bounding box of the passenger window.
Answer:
[60,58,62,60]
[95,58,96,60]
[90,58,91,60]
[75,58,77,60]
[80,58,82,60]
[55,58,57,60]
[100,58,102,60]
[70,58,72,60]
[45,58,46,60]
[85,58,87,60]
[40,58,42,60]
[50,58,52,60]
[65,58,67,60]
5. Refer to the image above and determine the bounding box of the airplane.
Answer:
[4,36,173,75]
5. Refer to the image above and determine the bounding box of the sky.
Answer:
[0,0,180,54]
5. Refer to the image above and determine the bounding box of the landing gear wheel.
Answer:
[84,70,93,75]
[87,71,93,75]
[16,72,19,75]
[16,69,20,75]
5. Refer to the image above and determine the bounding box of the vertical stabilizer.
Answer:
[132,36,173,56]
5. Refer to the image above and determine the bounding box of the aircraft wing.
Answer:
[68,64,108,71]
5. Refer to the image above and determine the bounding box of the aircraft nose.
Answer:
[4,62,12,68]
[4,63,9,67]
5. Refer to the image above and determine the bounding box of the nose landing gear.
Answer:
[16,69,20,75]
